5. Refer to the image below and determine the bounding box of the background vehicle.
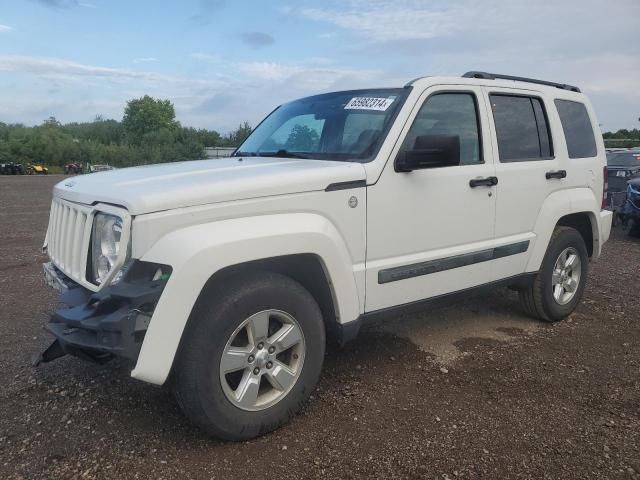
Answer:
[36,72,612,441]
[606,149,640,220]
[27,164,49,175]
[64,163,83,175]
[0,162,24,175]
[622,177,640,237]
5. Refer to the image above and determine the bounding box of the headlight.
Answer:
[90,213,124,285]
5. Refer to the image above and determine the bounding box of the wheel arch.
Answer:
[186,253,339,345]
[556,212,596,258]
[526,188,601,272]
[130,213,362,386]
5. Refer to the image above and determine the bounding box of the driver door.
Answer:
[365,85,501,312]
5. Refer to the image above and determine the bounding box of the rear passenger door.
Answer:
[484,88,566,276]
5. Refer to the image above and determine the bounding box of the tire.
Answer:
[172,271,326,441]
[519,226,589,322]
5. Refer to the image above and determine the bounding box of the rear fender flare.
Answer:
[526,188,600,271]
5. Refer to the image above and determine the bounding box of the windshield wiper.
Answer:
[233,151,257,157]
[258,149,310,159]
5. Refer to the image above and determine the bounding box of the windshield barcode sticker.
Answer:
[344,97,395,111]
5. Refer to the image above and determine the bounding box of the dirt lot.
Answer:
[1,175,639,480]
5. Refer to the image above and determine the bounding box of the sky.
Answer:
[0,0,638,133]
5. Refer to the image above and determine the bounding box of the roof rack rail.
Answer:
[462,71,581,93]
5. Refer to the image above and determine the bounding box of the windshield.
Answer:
[234,88,409,162]
[607,151,640,167]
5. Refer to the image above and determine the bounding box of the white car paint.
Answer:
[44,75,613,386]
[54,157,365,215]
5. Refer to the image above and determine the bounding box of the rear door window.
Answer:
[489,94,553,162]
[554,99,598,158]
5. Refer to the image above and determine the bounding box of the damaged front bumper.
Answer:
[34,262,170,367]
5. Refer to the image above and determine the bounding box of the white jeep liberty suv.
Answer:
[36,72,613,440]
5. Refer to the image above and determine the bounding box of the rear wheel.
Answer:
[519,227,589,322]
[173,271,325,441]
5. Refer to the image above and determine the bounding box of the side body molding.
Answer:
[526,187,601,272]
[131,213,361,385]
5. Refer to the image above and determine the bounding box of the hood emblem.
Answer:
[64,180,76,188]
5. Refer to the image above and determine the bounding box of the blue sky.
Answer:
[0,0,638,133]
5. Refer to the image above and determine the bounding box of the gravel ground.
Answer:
[1,175,639,480]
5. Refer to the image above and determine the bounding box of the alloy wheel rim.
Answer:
[219,309,305,411]
[552,247,582,305]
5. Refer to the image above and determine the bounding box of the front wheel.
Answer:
[519,227,589,322]
[173,271,325,441]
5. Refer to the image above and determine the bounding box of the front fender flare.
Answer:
[131,213,361,385]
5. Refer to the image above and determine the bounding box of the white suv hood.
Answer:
[54,157,366,215]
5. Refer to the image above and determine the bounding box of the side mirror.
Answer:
[395,134,460,172]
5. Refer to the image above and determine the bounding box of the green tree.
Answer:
[285,124,320,151]
[224,122,252,147]
[122,95,179,145]
[0,97,243,168]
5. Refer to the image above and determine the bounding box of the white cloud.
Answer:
[133,57,158,64]
[300,2,457,42]
[236,62,304,81]
[0,53,403,131]
[0,55,228,90]
[290,0,640,130]
[0,24,13,32]
[0,55,165,81]
[189,52,222,63]
[78,2,97,8]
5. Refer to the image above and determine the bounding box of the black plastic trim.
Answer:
[325,180,366,191]
[37,261,170,365]
[360,272,537,327]
[463,71,581,92]
[378,241,530,284]
[338,272,538,343]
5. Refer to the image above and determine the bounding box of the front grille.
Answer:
[46,198,93,284]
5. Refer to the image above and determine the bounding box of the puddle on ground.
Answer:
[371,288,541,365]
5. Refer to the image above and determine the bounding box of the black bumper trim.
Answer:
[38,264,168,365]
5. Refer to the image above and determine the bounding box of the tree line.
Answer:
[602,128,640,148]
[0,95,252,168]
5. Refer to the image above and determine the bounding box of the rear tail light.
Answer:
[601,165,608,209]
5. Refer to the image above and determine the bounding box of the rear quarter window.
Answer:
[489,94,553,162]
[554,99,598,158]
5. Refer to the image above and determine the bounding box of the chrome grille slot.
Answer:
[46,198,93,286]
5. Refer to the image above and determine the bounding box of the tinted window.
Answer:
[263,114,324,153]
[401,93,482,165]
[490,95,553,162]
[555,100,597,158]
[341,113,386,153]
[236,88,408,162]
[607,151,640,167]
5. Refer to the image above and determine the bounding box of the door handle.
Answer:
[545,170,567,180]
[469,176,498,188]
